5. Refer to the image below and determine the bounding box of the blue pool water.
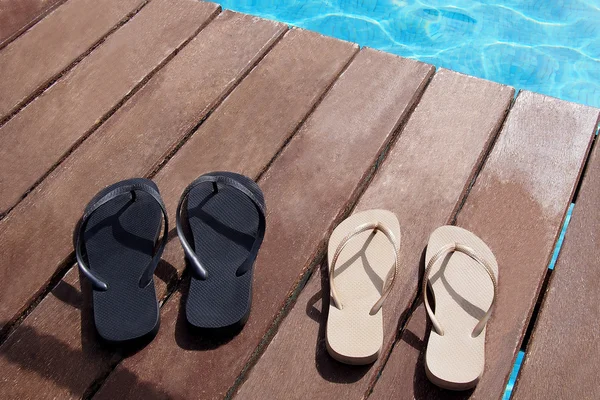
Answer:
[219,0,600,108]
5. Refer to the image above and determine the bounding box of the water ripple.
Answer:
[219,0,600,108]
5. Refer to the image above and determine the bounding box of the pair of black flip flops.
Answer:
[75,172,266,343]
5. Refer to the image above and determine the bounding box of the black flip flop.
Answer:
[76,178,168,343]
[176,172,266,329]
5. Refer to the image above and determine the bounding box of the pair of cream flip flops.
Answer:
[325,209,498,391]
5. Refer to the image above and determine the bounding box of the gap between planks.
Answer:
[0,0,68,51]
[449,94,518,225]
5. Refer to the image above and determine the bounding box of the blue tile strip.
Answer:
[548,202,574,270]
[503,350,525,399]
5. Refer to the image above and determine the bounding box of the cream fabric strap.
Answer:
[422,242,498,337]
[329,221,399,315]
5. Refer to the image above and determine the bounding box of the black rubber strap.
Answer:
[76,182,169,291]
[176,174,266,280]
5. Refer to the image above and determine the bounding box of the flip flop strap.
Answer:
[329,221,399,315]
[176,174,266,280]
[76,182,169,291]
[423,242,498,337]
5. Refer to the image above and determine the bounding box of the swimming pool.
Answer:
[219,0,600,109]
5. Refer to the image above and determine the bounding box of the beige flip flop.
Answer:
[423,225,498,390]
[326,209,400,365]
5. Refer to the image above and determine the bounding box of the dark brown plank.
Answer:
[0,0,219,215]
[370,91,599,399]
[512,136,600,399]
[93,48,433,400]
[0,11,285,333]
[235,69,514,399]
[0,0,66,49]
[0,0,146,121]
[0,28,356,399]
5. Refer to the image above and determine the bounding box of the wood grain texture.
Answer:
[235,69,514,400]
[0,0,220,215]
[0,27,355,400]
[370,91,599,400]
[512,135,600,399]
[0,11,285,334]
[0,0,145,121]
[93,48,433,400]
[0,0,66,48]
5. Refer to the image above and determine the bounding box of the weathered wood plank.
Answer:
[512,137,600,399]
[370,92,599,399]
[0,0,66,48]
[0,0,220,215]
[235,69,514,400]
[93,48,434,400]
[0,28,356,399]
[0,0,145,121]
[0,11,286,333]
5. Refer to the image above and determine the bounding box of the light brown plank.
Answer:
[0,0,145,121]
[512,137,600,399]
[0,11,286,334]
[93,48,433,400]
[0,28,356,399]
[0,0,220,215]
[236,69,514,400]
[370,92,599,399]
[0,0,66,48]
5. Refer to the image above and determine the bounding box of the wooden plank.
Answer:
[0,28,357,399]
[370,92,599,399]
[0,0,66,48]
[512,138,600,399]
[235,69,514,399]
[0,0,220,215]
[93,48,434,400]
[0,0,145,121]
[0,11,286,334]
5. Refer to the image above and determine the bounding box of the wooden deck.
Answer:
[0,1,599,399]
